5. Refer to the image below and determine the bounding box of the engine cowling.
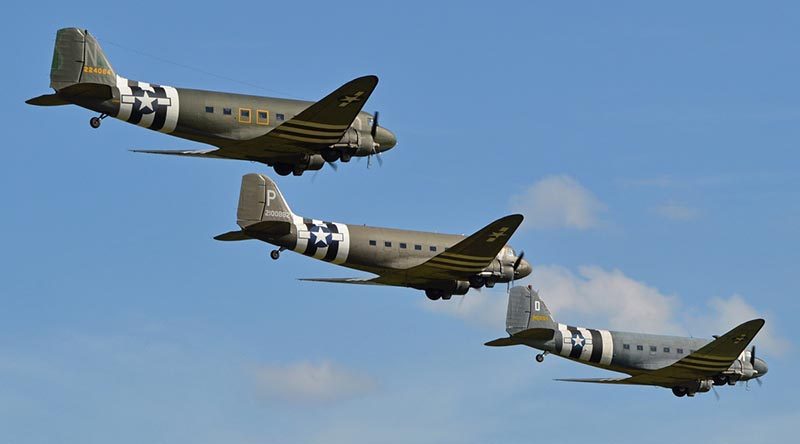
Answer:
[688,379,713,394]
[297,154,325,172]
[449,280,471,296]
[335,128,374,156]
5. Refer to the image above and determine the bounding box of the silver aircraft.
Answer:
[487,286,768,397]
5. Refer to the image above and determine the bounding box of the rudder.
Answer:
[236,174,295,229]
[50,28,116,90]
[506,285,556,335]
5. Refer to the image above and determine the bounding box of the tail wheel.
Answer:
[270,250,280,260]
[535,354,545,363]
[89,117,101,128]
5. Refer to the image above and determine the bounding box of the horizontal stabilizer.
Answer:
[485,337,523,347]
[214,230,252,241]
[299,276,385,286]
[131,148,226,159]
[25,94,70,106]
[485,328,554,347]
[214,221,291,241]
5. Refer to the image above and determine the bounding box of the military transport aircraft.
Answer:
[487,286,768,397]
[215,174,532,300]
[26,28,396,176]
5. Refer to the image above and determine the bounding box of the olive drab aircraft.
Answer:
[215,174,533,300]
[26,28,397,176]
[487,286,769,397]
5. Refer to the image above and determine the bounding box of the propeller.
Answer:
[371,111,379,138]
[750,345,756,366]
[512,250,526,272]
[711,385,721,401]
[367,111,384,169]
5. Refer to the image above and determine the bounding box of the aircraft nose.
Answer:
[754,358,768,376]
[516,259,532,279]
[374,126,397,152]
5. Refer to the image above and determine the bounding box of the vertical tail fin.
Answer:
[50,28,116,90]
[506,285,556,335]
[236,174,296,229]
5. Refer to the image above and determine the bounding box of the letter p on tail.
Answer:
[236,174,295,229]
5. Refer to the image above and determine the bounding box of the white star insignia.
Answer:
[137,91,155,112]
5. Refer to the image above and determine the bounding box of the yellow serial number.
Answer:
[531,315,550,321]
[83,66,113,75]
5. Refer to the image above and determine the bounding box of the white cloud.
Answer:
[254,361,376,404]
[653,201,700,221]
[422,265,681,334]
[510,175,605,230]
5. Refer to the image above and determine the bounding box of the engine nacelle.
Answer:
[449,280,471,296]
[297,154,325,172]
[335,128,374,156]
[689,379,713,394]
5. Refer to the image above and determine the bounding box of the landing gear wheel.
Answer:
[270,250,280,260]
[321,149,340,163]
[535,354,545,363]
[672,387,687,397]
[425,289,442,301]
[273,163,292,176]
[340,152,352,163]
[90,117,101,128]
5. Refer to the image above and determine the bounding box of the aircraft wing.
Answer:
[131,148,229,159]
[402,214,524,281]
[236,75,379,151]
[557,319,765,388]
[298,276,387,286]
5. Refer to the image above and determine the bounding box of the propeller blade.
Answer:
[513,251,526,271]
[751,345,756,366]
[712,385,720,401]
[327,161,338,171]
[756,377,763,387]
[371,111,379,138]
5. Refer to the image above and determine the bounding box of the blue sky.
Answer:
[3,2,799,443]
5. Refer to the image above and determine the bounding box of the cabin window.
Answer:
[430,246,437,252]
[649,346,657,353]
[399,243,407,249]
[276,113,285,121]
[369,240,376,246]
[636,345,643,351]
[677,348,684,354]
[257,110,269,125]
[239,108,252,123]
[223,108,232,115]
[205,106,214,113]
[384,241,392,247]
[623,344,630,350]
[663,347,670,353]
[414,244,422,251]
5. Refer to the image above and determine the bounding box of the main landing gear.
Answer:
[270,247,286,260]
[535,351,548,363]
[89,114,108,129]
